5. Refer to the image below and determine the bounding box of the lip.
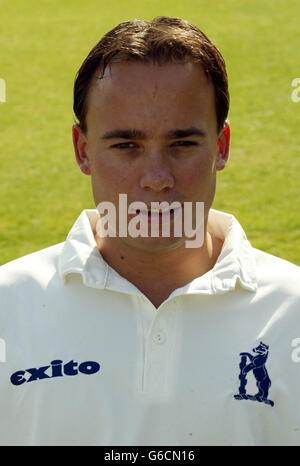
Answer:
[143,201,183,211]
[137,206,182,223]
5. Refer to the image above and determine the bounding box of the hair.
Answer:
[73,16,229,133]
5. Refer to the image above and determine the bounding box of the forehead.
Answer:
[86,61,217,132]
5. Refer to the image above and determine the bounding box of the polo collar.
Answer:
[185,210,258,295]
[59,209,257,297]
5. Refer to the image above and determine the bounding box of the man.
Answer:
[0,17,299,446]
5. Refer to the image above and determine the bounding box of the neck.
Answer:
[94,230,223,308]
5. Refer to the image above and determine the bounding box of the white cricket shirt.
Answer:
[0,209,299,446]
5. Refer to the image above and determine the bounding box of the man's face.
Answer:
[73,61,229,252]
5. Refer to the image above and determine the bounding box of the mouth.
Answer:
[137,205,182,222]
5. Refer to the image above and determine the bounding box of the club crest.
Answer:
[234,341,274,407]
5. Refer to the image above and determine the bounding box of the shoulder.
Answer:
[252,247,300,296]
[0,243,65,289]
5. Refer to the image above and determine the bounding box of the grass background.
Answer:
[0,0,299,265]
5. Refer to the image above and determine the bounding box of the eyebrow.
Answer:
[167,127,206,139]
[101,126,206,140]
[101,129,144,140]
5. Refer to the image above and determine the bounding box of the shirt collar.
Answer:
[59,209,257,297]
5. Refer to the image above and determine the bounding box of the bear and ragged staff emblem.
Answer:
[234,342,274,407]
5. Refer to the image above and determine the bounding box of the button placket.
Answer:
[142,300,178,395]
[136,295,157,393]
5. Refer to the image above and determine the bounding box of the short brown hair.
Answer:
[73,16,229,133]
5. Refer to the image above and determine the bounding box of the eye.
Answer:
[111,142,138,150]
[171,140,197,148]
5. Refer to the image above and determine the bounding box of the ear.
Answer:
[216,122,230,171]
[72,124,91,175]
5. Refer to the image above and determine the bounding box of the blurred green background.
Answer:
[0,0,299,265]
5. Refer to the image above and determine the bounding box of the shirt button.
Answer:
[152,331,166,344]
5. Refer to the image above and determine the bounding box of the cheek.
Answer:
[90,155,138,200]
[177,154,216,186]
[174,156,217,207]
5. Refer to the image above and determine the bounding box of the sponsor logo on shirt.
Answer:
[233,341,274,407]
[10,359,100,386]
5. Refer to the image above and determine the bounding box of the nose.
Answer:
[140,150,174,193]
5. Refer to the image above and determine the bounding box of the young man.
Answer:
[0,17,299,446]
